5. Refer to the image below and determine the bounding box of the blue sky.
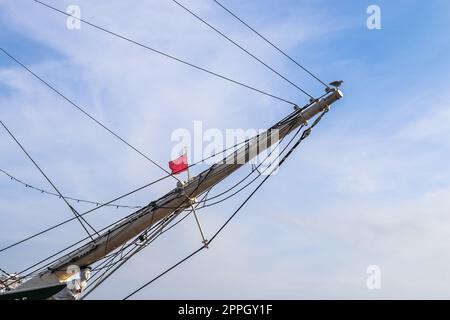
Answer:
[1,0,450,299]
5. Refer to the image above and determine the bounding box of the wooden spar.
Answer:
[19,89,343,289]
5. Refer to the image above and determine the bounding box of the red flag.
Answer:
[169,153,188,174]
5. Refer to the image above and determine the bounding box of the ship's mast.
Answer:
[19,89,343,290]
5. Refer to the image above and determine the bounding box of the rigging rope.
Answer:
[170,0,314,99]
[0,267,10,277]
[0,120,98,241]
[29,0,297,106]
[0,48,177,183]
[0,168,142,209]
[212,0,331,89]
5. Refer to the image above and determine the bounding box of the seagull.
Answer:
[329,80,344,88]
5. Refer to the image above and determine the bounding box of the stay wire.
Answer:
[0,120,98,240]
[171,0,314,99]
[0,47,177,182]
[0,267,10,277]
[212,0,330,89]
[29,0,297,106]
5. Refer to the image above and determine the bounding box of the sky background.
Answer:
[1,0,450,299]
